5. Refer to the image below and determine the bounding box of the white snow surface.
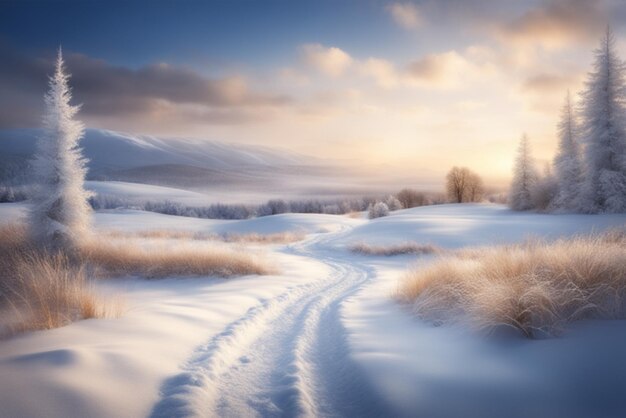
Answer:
[85,181,215,206]
[0,203,625,418]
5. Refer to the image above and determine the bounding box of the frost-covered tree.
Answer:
[552,91,584,211]
[509,134,538,211]
[368,202,389,219]
[384,195,403,211]
[29,48,93,249]
[579,27,626,213]
[532,164,558,211]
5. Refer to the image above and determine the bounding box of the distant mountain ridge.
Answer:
[0,128,441,197]
[0,128,331,188]
[0,128,310,171]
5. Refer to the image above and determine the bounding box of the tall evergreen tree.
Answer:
[579,27,626,213]
[30,48,93,249]
[509,134,537,211]
[552,91,584,211]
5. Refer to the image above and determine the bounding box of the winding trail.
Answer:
[149,227,394,418]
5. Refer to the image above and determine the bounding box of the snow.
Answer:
[0,202,27,224]
[0,202,625,417]
[337,204,626,418]
[85,181,214,207]
[334,203,626,248]
[0,128,307,172]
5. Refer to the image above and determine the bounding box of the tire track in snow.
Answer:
[148,273,334,418]
[149,228,393,417]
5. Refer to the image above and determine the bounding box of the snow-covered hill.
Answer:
[0,128,376,196]
[1,203,625,417]
[0,128,308,172]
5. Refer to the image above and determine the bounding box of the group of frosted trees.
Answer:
[511,28,626,213]
[30,49,92,249]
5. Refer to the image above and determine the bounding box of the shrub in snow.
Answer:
[397,230,626,338]
[322,204,341,214]
[579,27,626,213]
[509,134,538,211]
[29,49,93,249]
[368,202,389,219]
[396,188,427,208]
[384,195,403,211]
[257,199,289,216]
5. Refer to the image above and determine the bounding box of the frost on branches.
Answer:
[579,27,626,213]
[29,48,93,249]
[368,202,390,219]
[509,134,537,211]
[552,91,584,212]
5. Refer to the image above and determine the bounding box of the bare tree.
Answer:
[396,188,427,208]
[466,172,484,202]
[446,167,468,203]
[446,167,483,203]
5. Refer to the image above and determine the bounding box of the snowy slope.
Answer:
[85,181,215,206]
[0,128,307,172]
[0,203,625,418]
[333,203,626,248]
[0,129,387,199]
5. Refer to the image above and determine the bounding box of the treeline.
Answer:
[89,188,444,220]
[510,28,626,214]
[0,185,30,203]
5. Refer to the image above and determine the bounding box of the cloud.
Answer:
[492,0,607,48]
[405,51,479,87]
[519,71,585,113]
[359,58,400,88]
[299,44,353,78]
[0,43,291,129]
[522,73,580,93]
[386,2,422,29]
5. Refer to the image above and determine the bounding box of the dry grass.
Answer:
[396,230,626,337]
[0,223,276,336]
[103,229,305,244]
[346,211,363,219]
[350,242,441,256]
[222,231,305,244]
[0,224,122,337]
[80,238,275,278]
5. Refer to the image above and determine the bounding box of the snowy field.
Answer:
[0,202,625,417]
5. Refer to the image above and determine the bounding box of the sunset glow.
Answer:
[2,1,622,186]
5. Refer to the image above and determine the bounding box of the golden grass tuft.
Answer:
[0,224,122,337]
[80,238,276,278]
[103,229,305,244]
[0,222,277,337]
[396,230,626,337]
[350,242,441,256]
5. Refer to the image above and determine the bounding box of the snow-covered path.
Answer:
[149,228,393,418]
[1,203,626,418]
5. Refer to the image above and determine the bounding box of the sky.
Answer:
[2,0,626,186]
